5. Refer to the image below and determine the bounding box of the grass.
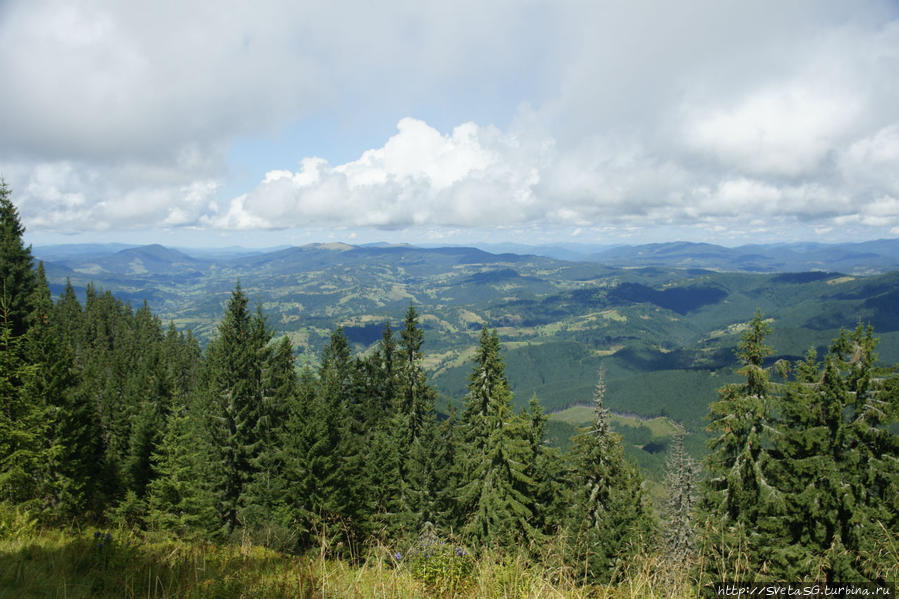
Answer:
[0,527,703,599]
[549,406,680,438]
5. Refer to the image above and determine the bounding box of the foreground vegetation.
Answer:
[0,519,713,599]
[2,180,897,592]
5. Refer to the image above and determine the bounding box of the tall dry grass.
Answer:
[0,525,706,598]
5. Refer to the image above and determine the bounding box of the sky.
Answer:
[2,0,899,249]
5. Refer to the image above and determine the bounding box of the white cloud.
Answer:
[684,86,862,177]
[1,0,898,243]
[3,159,219,232]
[212,118,551,229]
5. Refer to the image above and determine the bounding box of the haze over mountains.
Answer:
[36,238,899,275]
[453,239,899,273]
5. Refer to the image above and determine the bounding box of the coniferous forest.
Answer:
[2,183,898,596]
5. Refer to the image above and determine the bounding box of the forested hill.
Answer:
[35,242,899,442]
[497,239,899,273]
[4,185,899,584]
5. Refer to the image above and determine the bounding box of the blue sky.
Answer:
[2,0,899,248]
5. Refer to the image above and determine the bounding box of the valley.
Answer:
[35,241,899,474]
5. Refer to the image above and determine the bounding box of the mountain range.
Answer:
[33,239,899,475]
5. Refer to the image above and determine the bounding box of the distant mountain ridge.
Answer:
[470,239,899,274]
[582,239,899,274]
[34,238,899,274]
[38,243,207,277]
[31,238,899,473]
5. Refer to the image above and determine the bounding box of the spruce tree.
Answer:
[321,328,369,543]
[279,365,341,548]
[398,306,435,444]
[661,426,701,569]
[364,415,406,539]
[241,335,298,538]
[0,297,43,506]
[524,395,566,537]
[393,307,442,535]
[567,367,654,582]
[27,264,106,518]
[0,191,104,520]
[457,327,538,547]
[357,323,406,539]
[147,406,218,535]
[53,280,83,360]
[199,284,273,534]
[767,327,899,581]
[0,179,36,338]
[704,311,779,573]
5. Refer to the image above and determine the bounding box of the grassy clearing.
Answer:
[0,528,700,599]
[550,406,679,438]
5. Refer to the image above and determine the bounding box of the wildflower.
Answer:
[393,552,402,561]
[106,532,113,542]
[455,547,465,556]
[93,531,101,539]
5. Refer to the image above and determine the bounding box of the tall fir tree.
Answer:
[524,395,566,537]
[241,335,298,537]
[457,327,539,547]
[766,327,899,581]
[278,364,342,548]
[146,405,218,536]
[703,310,779,574]
[661,426,701,569]
[199,284,274,535]
[394,306,443,535]
[28,264,107,518]
[567,366,654,583]
[0,179,36,338]
[0,296,43,506]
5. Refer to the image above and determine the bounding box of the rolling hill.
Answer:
[33,241,899,472]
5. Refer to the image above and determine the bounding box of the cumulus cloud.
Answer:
[1,0,898,242]
[210,118,551,229]
[3,159,219,232]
